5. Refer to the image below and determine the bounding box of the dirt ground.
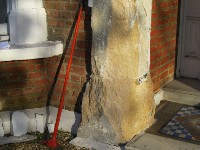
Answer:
[0,131,89,150]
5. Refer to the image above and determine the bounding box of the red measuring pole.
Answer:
[47,4,83,149]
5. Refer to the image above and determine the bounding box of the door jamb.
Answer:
[176,0,186,78]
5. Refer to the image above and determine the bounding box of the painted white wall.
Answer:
[8,0,47,45]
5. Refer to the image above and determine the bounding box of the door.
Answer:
[179,0,200,79]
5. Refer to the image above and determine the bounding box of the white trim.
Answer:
[176,0,186,78]
[0,107,81,135]
[154,90,164,106]
[0,41,63,62]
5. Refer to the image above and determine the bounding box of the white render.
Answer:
[47,123,55,133]
[137,0,152,79]
[0,107,81,136]
[0,119,4,137]
[35,114,44,133]
[154,90,164,106]
[28,119,37,132]
[12,111,29,136]
[2,122,10,135]
[8,0,47,45]
[49,107,81,134]
[0,41,63,62]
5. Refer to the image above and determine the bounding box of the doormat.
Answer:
[160,106,200,141]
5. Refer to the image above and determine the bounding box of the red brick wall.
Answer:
[0,0,180,111]
[0,59,48,111]
[44,0,92,112]
[0,1,91,112]
[150,0,179,92]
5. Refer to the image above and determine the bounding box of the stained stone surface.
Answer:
[78,0,155,145]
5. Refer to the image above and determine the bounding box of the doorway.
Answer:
[176,0,200,80]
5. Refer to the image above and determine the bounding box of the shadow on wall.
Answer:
[0,59,48,111]
[45,1,92,112]
[0,1,50,111]
[42,1,92,135]
[72,0,92,135]
[75,1,92,113]
[0,64,27,111]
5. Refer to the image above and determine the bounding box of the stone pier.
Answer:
[78,0,155,145]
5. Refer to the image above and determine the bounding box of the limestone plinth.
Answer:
[78,0,155,145]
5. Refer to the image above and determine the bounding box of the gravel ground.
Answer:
[0,131,89,150]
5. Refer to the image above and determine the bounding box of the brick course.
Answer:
[150,0,179,92]
[0,59,48,111]
[44,0,92,113]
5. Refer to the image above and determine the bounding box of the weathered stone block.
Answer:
[78,0,155,145]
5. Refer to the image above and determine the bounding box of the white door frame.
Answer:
[176,0,187,78]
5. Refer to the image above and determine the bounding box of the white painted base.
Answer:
[0,24,8,35]
[154,90,164,106]
[12,111,29,136]
[0,107,81,136]
[0,41,63,62]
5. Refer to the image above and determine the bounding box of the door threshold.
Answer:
[163,78,200,106]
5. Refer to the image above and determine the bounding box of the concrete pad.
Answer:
[0,135,36,145]
[163,78,200,106]
[70,137,122,150]
[12,112,29,136]
[126,133,200,150]
[163,89,200,106]
[164,78,200,93]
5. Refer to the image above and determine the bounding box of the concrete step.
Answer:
[70,137,123,150]
[163,78,200,106]
[126,133,200,150]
